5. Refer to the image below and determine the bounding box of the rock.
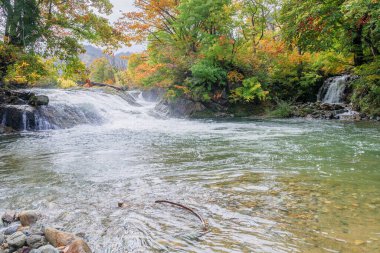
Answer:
[337,111,361,121]
[16,246,31,253]
[0,233,4,244]
[18,211,38,227]
[28,95,49,107]
[37,245,58,253]
[43,228,77,247]
[7,232,26,248]
[26,235,47,249]
[141,88,165,102]
[2,211,17,225]
[4,224,21,235]
[64,239,92,253]
[156,98,206,118]
[0,105,36,131]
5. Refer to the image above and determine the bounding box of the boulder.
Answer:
[7,232,26,248]
[18,211,39,227]
[64,239,92,253]
[156,98,206,118]
[26,235,47,249]
[0,105,36,131]
[43,228,77,248]
[28,95,49,107]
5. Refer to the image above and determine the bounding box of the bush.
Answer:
[190,60,227,89]
[4,54,50,86]
[230,77,268,103]
[269,100,293,118]
[57,78,77,89]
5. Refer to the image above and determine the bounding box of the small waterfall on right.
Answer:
[318,75,352,104]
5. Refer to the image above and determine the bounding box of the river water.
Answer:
[0,89,379,253]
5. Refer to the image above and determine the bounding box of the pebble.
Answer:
[354,240,365,246]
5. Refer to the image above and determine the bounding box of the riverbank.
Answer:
[0,210,92,253]
[157,96,380,122]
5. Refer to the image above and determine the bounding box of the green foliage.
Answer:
[280,0,380,66]
[3,53,53,86]
[57,78,77,89]
[269,100,293,118]
[61,57,87,82]
[230,77,268,103]
[351,57,380,116]
[190,60,227,89]
[89,58,115,83]
[1,0,41,47]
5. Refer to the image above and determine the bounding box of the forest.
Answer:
[0,0,379,116]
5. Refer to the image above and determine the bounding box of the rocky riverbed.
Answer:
[0,210,92,253]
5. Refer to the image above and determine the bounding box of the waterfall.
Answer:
[0,89,161,131]
[318,75,352,104]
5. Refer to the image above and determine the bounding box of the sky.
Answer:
[109,0,146,52]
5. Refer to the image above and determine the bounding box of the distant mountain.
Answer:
[80,45,131,70]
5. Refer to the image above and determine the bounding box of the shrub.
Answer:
[57,78,77,89]
[190,60,227,89]
[230,77,268,103]
[269,100,293,118]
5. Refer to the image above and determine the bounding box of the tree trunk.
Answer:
[352,25,365,66]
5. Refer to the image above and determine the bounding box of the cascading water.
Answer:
[318,75,352,104]
[0,89,161,131]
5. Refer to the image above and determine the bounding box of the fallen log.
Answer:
[77,81,127,91]
[155,200,209,231]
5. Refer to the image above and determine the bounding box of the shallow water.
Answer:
[0,89,379,252]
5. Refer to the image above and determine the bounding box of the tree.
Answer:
[0,0,41,47]
[0,0,123,61]
[280,0,380,66]
[89,58,115,84]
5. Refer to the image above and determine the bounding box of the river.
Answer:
[0,89,379,253]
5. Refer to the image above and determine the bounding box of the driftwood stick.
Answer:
[155,200,209,231]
